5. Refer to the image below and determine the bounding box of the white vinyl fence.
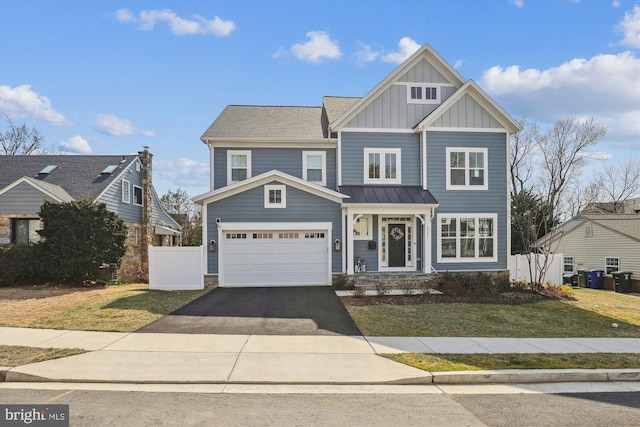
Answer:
[149,246,204,290]
[509,253,564,286]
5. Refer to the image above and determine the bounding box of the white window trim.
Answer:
[446,147,489,190]
[353,215,372,240]
[605,257,620,275]
[264,184,286,209]
[436,213,498,263]
[364,148,401,184]
[563,256,575,273]
[122,179,130,204]
[302,151,326,186]
[407,84,440,105]
[227,150,252,185]
[133,185,144,207]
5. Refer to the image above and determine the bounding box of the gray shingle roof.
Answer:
[322,96,360,125]
[0,155,138,200]
[340,186,438,205]
[201,105,327,141]
[582,213,640,241]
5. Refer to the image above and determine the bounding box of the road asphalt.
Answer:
[1,327,640,386]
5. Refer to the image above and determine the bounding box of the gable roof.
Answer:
[201,105,328,142]
[415,80,522,133]
[322,96,360,125]
[329,43,466,131]
[0,176,74,202]
[0,155,139,200]
[537,214,640,246]
[193,170,349,205]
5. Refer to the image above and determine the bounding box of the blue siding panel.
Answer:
[213,147,337,190]
[0,182,57,214]
[206,183,342,274]
[341,132,420,185]
[426,131,509,271]
[98,164,144,224]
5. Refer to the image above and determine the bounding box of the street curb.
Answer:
[0,367,8,382]
[431,369,640,384]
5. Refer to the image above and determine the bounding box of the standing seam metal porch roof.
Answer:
[339,186,438,205]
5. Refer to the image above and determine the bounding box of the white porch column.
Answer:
[423,212,431,273]
[346,212,354,274]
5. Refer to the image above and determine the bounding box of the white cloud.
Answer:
[380,37,421,63]
[509,0,524,8]
[615,5,640,48]
[95,114,155,137]
[453,59,464,69]
[354,42,379,65]
[479,52,640,147]
[0,85,68,125]
[59,135,92,154]
[115,8,235,37]
[281,31,342,63]
[155,158,209,186]
[612,0,621,7]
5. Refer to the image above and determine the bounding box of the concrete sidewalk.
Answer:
[2,327,640,385]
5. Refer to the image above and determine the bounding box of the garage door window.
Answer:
[279,232,299,239]
[226,233,247,239]
[305,232,325,238]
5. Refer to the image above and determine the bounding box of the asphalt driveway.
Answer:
[137,286,362,336]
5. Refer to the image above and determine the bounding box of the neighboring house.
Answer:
[580,198,640,214]
[194,43,522,287]
[536,213,640,292]
[0,148,181,282]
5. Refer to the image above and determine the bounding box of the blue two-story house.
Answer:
[194,43,521,287]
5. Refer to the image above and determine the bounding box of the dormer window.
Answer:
[408,85,439,104]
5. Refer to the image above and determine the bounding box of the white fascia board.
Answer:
[330,43,465,131]
[416,81,522,133]
[193,170,349,205]
[95,156,139,202]
[343,203,439,215]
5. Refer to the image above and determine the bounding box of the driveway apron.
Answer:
[137,287,362,336]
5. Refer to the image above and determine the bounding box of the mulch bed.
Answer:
[341,291,546,306]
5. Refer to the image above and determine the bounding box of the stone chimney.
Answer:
[138,146,154,282]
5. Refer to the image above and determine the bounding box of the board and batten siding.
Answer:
[549,221,640,277]
[206,182,342,274]
[340,132,421,186]
[213,147,337,190]
[0,182,58,215]
[97,166,144,224]
[346,59,457,129]
[428,94,502,129]
[426,131,509,271]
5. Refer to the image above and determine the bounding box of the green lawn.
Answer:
[344,288,640,337]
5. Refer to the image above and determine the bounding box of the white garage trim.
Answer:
[218,222,333,287]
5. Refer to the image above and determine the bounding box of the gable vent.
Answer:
[584,225,593,237]
[39,165,58,174]
[101,165,119,174]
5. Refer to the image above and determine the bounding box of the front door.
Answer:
[387,224,406,267]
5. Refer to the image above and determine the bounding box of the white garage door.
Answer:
[221,229,330,287]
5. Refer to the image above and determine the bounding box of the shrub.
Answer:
[0,244,45,286]
[332,274,351,290]
[375,282,391,296]
[438,272,511,297]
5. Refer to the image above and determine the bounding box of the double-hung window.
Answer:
[446,147,488,190]
[303,151,326,186]
[563,256,575,273]
[133,185,143,206]
[364,148,401,184]
[605,257,619,274]
[437,214,497,262]
[228,151,251,184]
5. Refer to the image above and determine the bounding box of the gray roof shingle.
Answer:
[0,155,138,200]
[581,213,640,241]
[322,96,360,125]
[201,105,327,141]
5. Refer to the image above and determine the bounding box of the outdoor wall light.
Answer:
[208,240,216,252]
[334,239,341,251]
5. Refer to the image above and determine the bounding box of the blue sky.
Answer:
[1,0,639,198]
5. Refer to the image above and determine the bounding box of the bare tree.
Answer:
[594,159,640,212]
[0,115,45,155]
[509,117,538,197]
[536,117,607,219]
[160,188,202,246]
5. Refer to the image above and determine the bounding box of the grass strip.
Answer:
[0,345,85,368]
[384,353,640,372]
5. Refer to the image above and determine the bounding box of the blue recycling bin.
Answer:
[586,269,604,289]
